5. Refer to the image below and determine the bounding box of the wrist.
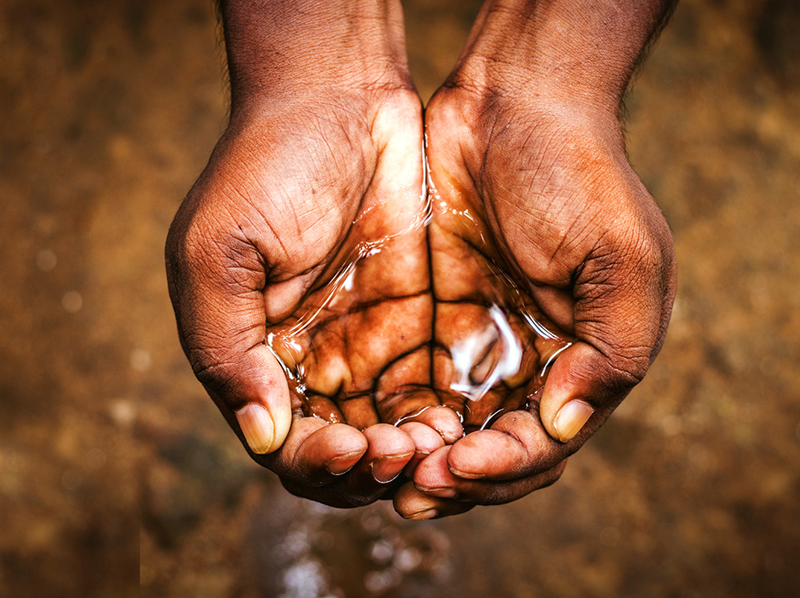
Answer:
[222,0,414,112]
[446,0,676,118]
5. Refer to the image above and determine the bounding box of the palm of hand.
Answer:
[268,174,570,430]
[259,95,575,510]
[263,97,578,426]
[264,184,436,431]
[167,93,555,508]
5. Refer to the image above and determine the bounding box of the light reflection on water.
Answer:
[250,490,452,598]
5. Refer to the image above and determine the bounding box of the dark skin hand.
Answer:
[166,0,677,516]
[166,88,461,508]
[393,0,678,519]
[166,0,463,507]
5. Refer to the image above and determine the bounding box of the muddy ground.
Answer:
[1,0,799,596]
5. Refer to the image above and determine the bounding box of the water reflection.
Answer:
[248,490,451,597]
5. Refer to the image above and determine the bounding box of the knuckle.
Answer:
[598,343,651,391]
[166,209,217,290]
[588,323,651,380]
[187,345,238,394]
[605,351,650,387]
[575,331,651,391]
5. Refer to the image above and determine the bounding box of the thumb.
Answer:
[166,209,292,456]
[538,342,627,444]
[202,345,293,456]
[538,224,676,444]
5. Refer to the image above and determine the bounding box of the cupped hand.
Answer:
[165,88,462,508]
[394,83,676,519]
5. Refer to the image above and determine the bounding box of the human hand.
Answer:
[165,0,461,508]
[394,0,677,519]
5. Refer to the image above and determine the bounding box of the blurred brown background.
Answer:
[1,0,799,596]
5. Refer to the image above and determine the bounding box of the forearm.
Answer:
[220,0,412,110]
[450,0,678,114]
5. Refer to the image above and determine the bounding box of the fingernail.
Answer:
[326,453,362,476]
[236,403,275,454]
[552,400,594,443]
[439,427,462,445]
[371,455,410,484]
[447,468,485,480]
[408,508,438,520]
[416,486,456,499]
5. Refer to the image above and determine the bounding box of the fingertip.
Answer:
[413,446,458,492]
[394,481,474,520]
[276,421,367,485]
[326,451,364,475]
[394,483,474,520]
[399,421,446,455]
[268,398,293,452]
[361,424,415,484]
[362,423,416,456]
[551,400,594,443]
[305,423,368,475]
[393,482,438,519]
[207,345,294,455]
[447,430,525,479]
[235,397,293,455]
[399,421,446,477]
[411,405,464,444]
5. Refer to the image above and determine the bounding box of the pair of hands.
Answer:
[165,0,676,519]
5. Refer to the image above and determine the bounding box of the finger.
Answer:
[398,421,446,476]
[304,393,346,424]
[393,480,474,520]
[412,445,567,507]
[166,209,293,455]
[397,404,463,444]
[538,342,608,444]
[305,424,414,508]
[410,446,460,496]
[444,410,566,481]
[277,422,414,509]
[443,462,567,506]
[268,420,368,485]
[357,424,416,485]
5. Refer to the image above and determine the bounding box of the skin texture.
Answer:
[392,0,678,518]
[166,0,470,508]
[393,89,676,519]
[165,86,468,507]
[166,0,678,516]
